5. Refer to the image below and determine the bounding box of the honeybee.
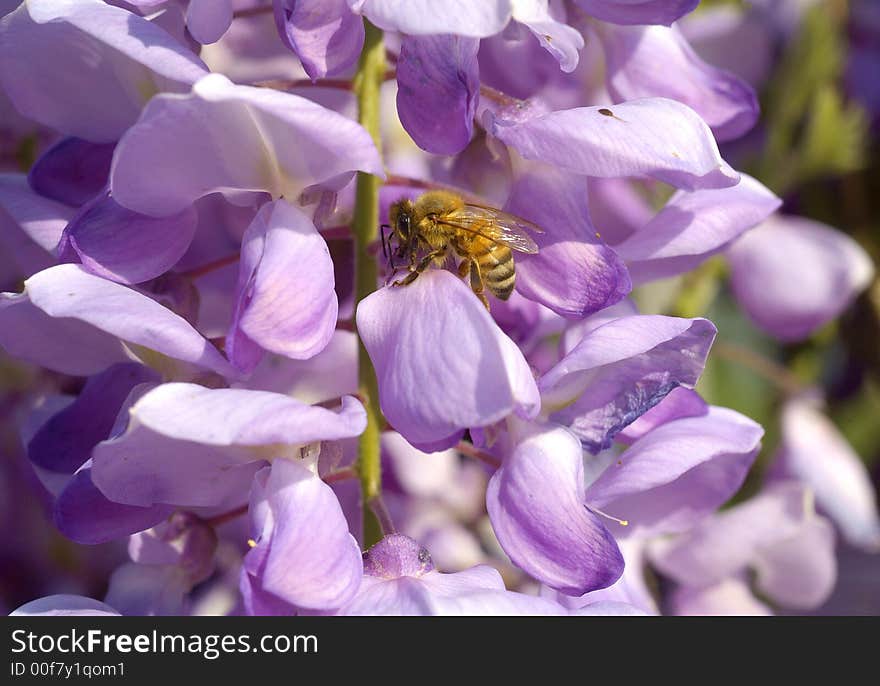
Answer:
[383,190,542,310]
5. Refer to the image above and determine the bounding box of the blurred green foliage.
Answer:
[758,2,867,193]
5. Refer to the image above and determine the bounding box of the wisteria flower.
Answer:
[241,458,363,614]
[727,214,874,341]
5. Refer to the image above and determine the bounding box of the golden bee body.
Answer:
[386,190,541,309]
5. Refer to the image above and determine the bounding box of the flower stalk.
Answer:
[352,19,386,547]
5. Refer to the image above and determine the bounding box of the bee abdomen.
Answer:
[478,246,516,300]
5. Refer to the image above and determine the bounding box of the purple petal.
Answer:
[421,585,568,615]
[614,174,780,284]
[648,481,813,588]
[679,5,775,87]
[147,0,199,52]
[585,407,762,536]
[503,163,632,318]
[54,467,172,545]
[512,2,584,72]
[727,214,875,342]
[617,387,708,444]
[27,137,115,207]
[0,0,207,142]
[329,476,363,549]
[560,299,640,354]
[596,23,758,142]
[342,559,565,615]
[382,432,468,500]
[0,293,131,376]
[241,330,358,404]
[334,576,442,615]
[20,396,85,497]
[128,512,217,585]
[570,600,652,616]
[489,98,740,191]
[111,73,383,217]
[240,569,297,616]
[0,172,73,252]
[752,515,836,609]
[540,315,717,452]
[186,0,233,44]
[60,193,198,285]
[356,269,539,451]
[227,200,337,373]
[348,0,512,37]
[406,525,485,573]
[586,177,653,246]
[10,594,120,617]
[396,34,480,155]
[104,562,189,616]
[773,399,880,551]
[0,174,73,277]
[573,0,699,26]
[121,1,172,10]
[19,264,235,377]
[27,362,158,473]
[556,538,658,613]
[652,480,837,610]
[248,460,363,610]
[489,290,550,348]
[668,577,772,616]
[274,0,364,80]
[486,422,624,595]
[477,30,568,103]
[92,384,366,508]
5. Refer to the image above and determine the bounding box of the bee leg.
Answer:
[384,266,402,286]
[392,249,446,287]
[457,259,470,278]
[469,259,491,311]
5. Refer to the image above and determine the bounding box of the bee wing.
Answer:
[436,204,542,254]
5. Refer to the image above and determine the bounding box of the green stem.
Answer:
[352,20,386,548]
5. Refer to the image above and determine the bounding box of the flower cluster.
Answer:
[1,0,877,616]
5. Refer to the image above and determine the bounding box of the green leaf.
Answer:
[800,85,868,180]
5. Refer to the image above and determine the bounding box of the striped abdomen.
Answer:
[477,242,515,300]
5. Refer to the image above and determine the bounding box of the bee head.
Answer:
[389,198,415,242]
